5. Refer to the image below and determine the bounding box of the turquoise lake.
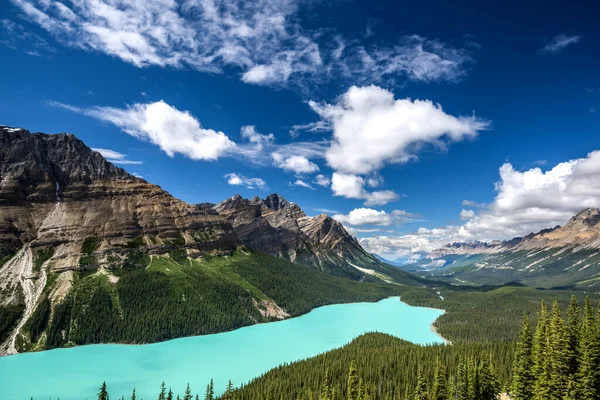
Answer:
[0,297,445,400]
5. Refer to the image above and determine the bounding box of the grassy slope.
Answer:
[418,249,600,289]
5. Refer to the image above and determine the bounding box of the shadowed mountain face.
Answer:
[0,126,239,271]
[213,194,382,278]
[408,208,600,289]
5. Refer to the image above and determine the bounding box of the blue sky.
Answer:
[1,0,599,260]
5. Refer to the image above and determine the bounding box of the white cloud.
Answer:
[331,172,399,206]
[240,125,274,146]
[460,209,475,220]
[539,34,581,54]
[92,148,143,165]
[314,174,331,187]
[292,179,315,190]
[359,226,461,259]
[225,173,267,190]
[333,208,419,226]
[53,100,235,161]
[459,151,600,240]
[363,151,600,258]
[462,199,486,208]
[273,154,319,174]
[309,85,489,175]
[9,1,474,88]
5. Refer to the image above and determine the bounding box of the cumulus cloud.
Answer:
[359,226,462,259]
[363,151,600,258]
[331,172,399,206]
[333,208,419,226]
[459,151,600,239]
[459,209,475,220]
[539,34,581,54]
[292,179,316,190]
[225,173,267,189]
[9,1,474,88]
[309,85,489,175]
[52,100,235,160]
[273,154,319,174]
[314,174,331,187]
[92,148,143,165]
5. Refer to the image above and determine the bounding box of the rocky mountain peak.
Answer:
[568,208,600,227]
[1,126,136,204]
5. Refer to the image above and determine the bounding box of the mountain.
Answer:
[213,193,385,278]
[0,126,412,355]
[412,208,600,288]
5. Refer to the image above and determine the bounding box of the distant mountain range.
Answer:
[403,208,600,289]
[0,126,412,355]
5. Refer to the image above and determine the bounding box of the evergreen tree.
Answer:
[455,361,469,400]
[183,383,193,400]
[98,381,109,400]
[321,368,334,400]
[511,314,534,400]
[130,388,136,400]
[224,380,234,400]
[413,368,428,400]
[204,379,214,400]
[577,297,599,400]
[158,382,167,400]
[478,359,500,400]
[347,361,359,400]
[431,359,447,400]
[547,301,569,398]
[532,301,551,400]
[167,388,174,400]
[566,295,581,377]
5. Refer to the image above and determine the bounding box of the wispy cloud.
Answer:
[10,0,474,89]
[225,173,267,190]
[92,148,143,165]
[292,179,316,190]
[0,18,55,56]
[539,34,581,54]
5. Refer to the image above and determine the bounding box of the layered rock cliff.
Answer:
[0,126,238,274]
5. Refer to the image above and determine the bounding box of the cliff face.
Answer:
[0,126,238,272]
[213,194,381,275]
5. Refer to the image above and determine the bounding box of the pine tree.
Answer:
[98,381,109,400]
[478,359,500,400]
[321,368,334,400]
[204,379,214,400]
[131,388,136,400]
[456,361,469,400]
[224,380,234,400]
[431,359,447,400]
[183,383,193,400]
[511,314,534,400]
[547,301,569,398]
[167,388,174,400]
[159,382,167,400]
[347,361,359,400]
[577,297,599,400]
[532,300,551,400]
[566,295,581,377]
[413,368,428,400]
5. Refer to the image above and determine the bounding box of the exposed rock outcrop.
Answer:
[213,193,382,275]
[0,126,239,271]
